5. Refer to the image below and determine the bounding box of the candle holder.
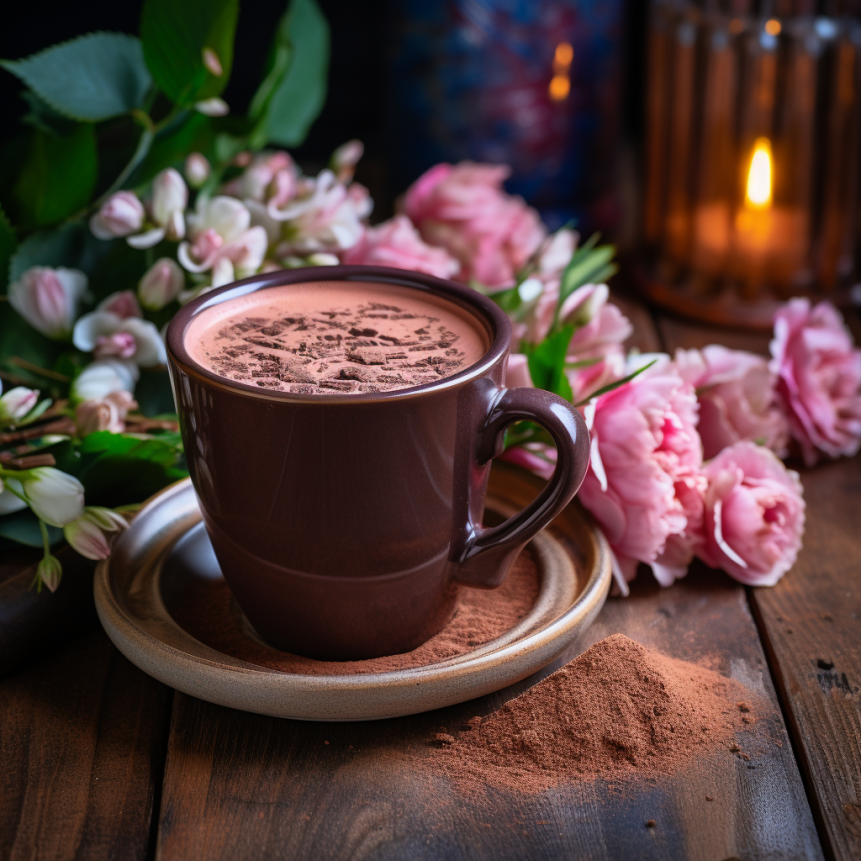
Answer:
[638,2,861,328]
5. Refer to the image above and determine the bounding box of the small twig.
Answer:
[125,418,179,433]
[0,418,76,445]
[9,357,71,383]
[0,452,57,469]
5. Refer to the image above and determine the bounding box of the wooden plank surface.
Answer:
[154,304,820,861]
[751,458,861,861]
[154,564,821,861]
[657,310,861,860]
[0,630,171,861]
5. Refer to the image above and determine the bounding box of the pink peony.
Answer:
[697,441,804,586]
[342,215,459,279]
[769,298,861,466]
[577,365,702,594]
[401,162,545,288]
[675,345,790,459]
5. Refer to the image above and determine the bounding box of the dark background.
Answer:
[0,0,645,219]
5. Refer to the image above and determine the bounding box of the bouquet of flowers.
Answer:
[2,0,860,597]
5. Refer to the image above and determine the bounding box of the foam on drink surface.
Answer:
[184,280,489,394]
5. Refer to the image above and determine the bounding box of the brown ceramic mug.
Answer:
[166,265,589,660]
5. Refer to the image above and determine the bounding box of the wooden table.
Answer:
[2,296,859,861]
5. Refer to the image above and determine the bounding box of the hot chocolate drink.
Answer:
[185,280,489,394]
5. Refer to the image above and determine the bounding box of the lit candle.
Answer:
[733,137,775,294]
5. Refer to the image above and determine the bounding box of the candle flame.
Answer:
[745,138,773,209]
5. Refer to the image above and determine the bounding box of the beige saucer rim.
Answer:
[95,465,611,721]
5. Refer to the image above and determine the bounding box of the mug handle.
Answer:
[453,386,590,588]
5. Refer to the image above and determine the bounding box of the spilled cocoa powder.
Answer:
[430,634,757,793]
[171,546,540,674]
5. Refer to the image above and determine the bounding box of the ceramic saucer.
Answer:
[95,464,611,721]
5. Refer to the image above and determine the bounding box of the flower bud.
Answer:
[195,97,229,117]
[152,168,188,231]
[75,391,137,435]
[63,507,126,561]
[331,140,364,183]
[0,386,38,426]
[8,266,88,340]
[184,153,211,189]
[89,191,145,239]
[202,47,223,76]
[37,554,63,592]
[307,252,340,266]
[19,467,85,527]
[98,290,142,320]
[138,258,186,310]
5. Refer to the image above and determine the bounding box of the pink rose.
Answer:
[342,215,459,279]
[675,345,790,459]
[769,298,861,466]
[401,162,545,288]
[698,441,805,586]
[577,365,702,594]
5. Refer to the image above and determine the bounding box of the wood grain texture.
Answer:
[750,458,861,861]
[658,308,861,860]
[0,630,171,861]
[155,564,820,861]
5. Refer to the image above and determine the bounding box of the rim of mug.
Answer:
[166,264,512,403]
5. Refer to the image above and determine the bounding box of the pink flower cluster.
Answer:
[508,298,861,594]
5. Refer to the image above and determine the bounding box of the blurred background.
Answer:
[2,0,858,325]
[0,0,644,237]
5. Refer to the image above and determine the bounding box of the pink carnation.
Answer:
[577,365,702,594]
[401,162,545,288]
[342,215,459,279]
[562,284,632,402]
[769,298,861,466]
[675,345,789,459]
[698,441,805,586]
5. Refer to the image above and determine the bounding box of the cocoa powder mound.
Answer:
[171,546,540,675]
[432,634,757,793]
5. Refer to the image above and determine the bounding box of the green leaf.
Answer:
[572,359,658,407]
[8,222,85,283]
[2,34,152,121]
[526,325,575,403]
[0,205,16,292]
[20,91,78,137]
[253,0,330,147]
[556,234,618,327]
[141,0,239,106]
[76,432,186,507]
[0,509,63,548]
[13,126,97,228]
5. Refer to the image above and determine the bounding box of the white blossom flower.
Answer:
[178,196,267,287]
[8,267,87,340]
[72,358,139,402]
[73,292,166,367]
[17,467,85,527]
[270,170,371,254]
[195,98,229,117]
[128,169,188,249]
